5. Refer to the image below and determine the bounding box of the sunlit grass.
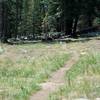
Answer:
[0,43,69,100]
[49,52,100,100]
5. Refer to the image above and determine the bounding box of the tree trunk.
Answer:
[1,1,9,42]
[15,0,19,39]
[87,15,93,27]
[0,2,2,38]
[72,16,79,38]
[65,19,73,36]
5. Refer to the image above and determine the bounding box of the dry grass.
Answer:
[0,43,69,100]
[49,52,100,100]
[49,38,100,100]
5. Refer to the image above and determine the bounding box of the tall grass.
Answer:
[49,52,100,100]
[0,43,69,100]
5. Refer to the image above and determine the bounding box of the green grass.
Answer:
[0,43,69,100]
[49,52,100,100]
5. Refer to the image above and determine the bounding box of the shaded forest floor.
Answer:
[0,36,100,100]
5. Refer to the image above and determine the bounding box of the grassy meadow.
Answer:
[0,43,69,100]
[49,51,100,100]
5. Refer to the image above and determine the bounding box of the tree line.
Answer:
[0,0,100,42]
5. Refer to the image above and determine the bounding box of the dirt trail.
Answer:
[30,51,80,100]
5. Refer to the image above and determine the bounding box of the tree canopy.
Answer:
[0,0,100,42]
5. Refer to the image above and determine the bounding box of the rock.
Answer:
[96,98,100,100]
[75,98,89,100]
[0,47,4,53]
[80,52,87,55]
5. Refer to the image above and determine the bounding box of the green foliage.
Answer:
[94,17,100,25]
[1,0,100,41]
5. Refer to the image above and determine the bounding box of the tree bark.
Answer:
[72,16,79,38]
[65,19,73,36]
[87,15,93,27]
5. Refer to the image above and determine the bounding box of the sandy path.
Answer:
[30,51,80,100]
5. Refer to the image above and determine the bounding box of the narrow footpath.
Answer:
[30,51,80,100]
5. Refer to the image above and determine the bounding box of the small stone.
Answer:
[75,98,89,100]
[0,47,4,53]
[96,98,100,100]
[80,52,87,55]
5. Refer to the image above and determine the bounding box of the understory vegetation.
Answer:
[49,51,100,100]
[0,43,69,100]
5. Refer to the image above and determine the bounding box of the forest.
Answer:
[0,0,100,43]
